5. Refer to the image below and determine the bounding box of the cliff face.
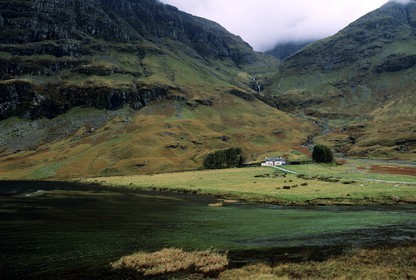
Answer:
[1,0,253,62]
[0,0,266,120]
[0,80,174,119]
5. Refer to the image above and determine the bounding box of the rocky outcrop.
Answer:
[229,89,256,101]
[374,53,416,73]
[0,80,175,119]
[254,92,324,113]
[0,0,138,44]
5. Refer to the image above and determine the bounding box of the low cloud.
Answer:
[161,0,389,51]
[390,0,413,3]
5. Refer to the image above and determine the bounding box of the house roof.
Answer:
[265,157,285,161]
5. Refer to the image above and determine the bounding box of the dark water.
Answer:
[1,181,415,279]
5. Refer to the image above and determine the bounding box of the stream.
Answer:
[1,180,415,279]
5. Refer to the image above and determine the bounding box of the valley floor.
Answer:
[79,159,416,206]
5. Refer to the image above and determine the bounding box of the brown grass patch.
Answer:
[208,202,224,207]
[111,248,228,277]
[293,146,312,157]
[370,165,416,176]
[220,245,416,280]
[335,159,347,165]
[222,199,239,204]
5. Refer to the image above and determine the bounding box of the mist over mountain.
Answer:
[266,41,313,60]
[160,0,388,51]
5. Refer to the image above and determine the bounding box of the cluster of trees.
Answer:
[202,145,332,169]
[312,144,334,163]
[203,147,245,169]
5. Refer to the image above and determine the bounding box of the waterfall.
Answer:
[253,77,261,93]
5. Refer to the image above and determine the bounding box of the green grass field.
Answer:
[82,159,416,205]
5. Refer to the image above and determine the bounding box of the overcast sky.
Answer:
[160,0,393,51]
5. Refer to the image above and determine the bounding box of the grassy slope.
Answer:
[0,94,315,179]
[271,58,416,160]
[313,80,416,159]
[80,160,416,205]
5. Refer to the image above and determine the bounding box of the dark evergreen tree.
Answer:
[312,144,334,163]
[203,147,244,169]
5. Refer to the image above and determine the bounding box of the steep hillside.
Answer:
[0,0,315,179]
[268,1,416,159]
[0,97,314,179]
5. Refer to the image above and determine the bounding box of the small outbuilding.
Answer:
[261,157,287,166]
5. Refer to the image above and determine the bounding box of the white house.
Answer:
[261,157,287,166]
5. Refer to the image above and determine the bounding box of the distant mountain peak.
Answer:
[279,0,416,77]
[265,41,313,60]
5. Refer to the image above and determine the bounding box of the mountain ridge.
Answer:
[267,0,416,158]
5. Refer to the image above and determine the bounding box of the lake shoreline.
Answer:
[1,178,414,206]
[74,164,416,207]
[71,179,416,207]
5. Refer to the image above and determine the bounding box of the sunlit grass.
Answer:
[84,163,416,205]
[111,248,228,277]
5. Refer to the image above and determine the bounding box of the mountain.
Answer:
[0,0,276,119]
[266,41,312,60]
[0,0,315,179]
[267,1,416,159]
[2,0,416,179]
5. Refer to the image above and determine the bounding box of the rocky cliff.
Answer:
[0,0,254,62]
[0,0,270,120]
